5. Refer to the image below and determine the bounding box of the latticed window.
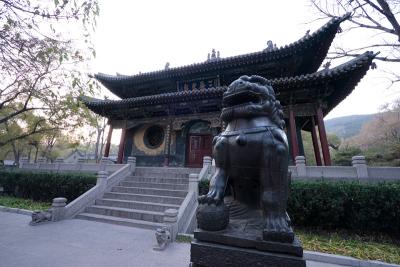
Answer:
[144,125,164,148]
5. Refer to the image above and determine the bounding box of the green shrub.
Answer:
[332,147,362,166]
[0,170,96,203]
[288,181,400,235]
[198,179,210,196]
[198,179,400,234]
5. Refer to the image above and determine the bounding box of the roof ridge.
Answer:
[94,14,349,83]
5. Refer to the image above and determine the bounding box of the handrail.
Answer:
[64,163,134,219]
[107,164,131,188]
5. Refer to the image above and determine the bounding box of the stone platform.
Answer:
[191,240,306,267]
[191,216,306,267]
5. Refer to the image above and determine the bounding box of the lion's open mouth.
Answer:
[222,90,263,107]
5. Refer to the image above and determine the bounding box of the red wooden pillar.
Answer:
[117,128,126,164]
[310,116,322,166]
[316,107,331,166]
[289,108,299,161]
[103,125,113,157]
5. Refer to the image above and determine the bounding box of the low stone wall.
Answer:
[19,157,125,174]
[200,155,400,182]
[291,156,400,182]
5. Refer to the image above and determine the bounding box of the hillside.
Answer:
[325,114,375,139]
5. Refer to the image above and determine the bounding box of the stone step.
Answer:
[103,192,185,205]
[133,172,189,178]
[76,213,165,230]
[135,167,201,175]
[125,176,188,184]
[95,198,180,212]
[85,205,164,223]
[111,186,187,198]
[119,181,188,190]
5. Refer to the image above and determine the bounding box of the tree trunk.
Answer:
[94,127,101,162]
[99,127,105,160]
[34,146,39,163]
[11,141,19,164]
[27,147,32,162]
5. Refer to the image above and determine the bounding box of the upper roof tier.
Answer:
[94,14,350,99]
[82,51,376,120]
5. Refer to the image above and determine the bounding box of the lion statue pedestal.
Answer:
[190,75,305,267]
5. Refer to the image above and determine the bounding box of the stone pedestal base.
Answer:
[190,240,306,267]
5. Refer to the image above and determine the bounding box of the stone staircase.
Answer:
[76,167,200,230]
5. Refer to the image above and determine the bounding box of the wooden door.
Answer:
[186,134,212,167]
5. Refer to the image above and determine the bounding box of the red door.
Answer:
[186,134,213,167]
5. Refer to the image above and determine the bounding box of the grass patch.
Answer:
[296,228,400,264]
[0,196,51,211]
[177,229,399,264]
[176,234,193,243]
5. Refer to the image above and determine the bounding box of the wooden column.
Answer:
[310,116,322,166]
[316,107,331,166]
[289,108,299,161]
[103,125,113,157]
[117,128,127,164]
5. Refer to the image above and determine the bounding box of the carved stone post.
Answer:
[36,157,45,169]
[55,157,64,171]
[295,156,306,177]
[127,156,136,173]
[19,157,29,168]
[203,156,212,168]
[352,156,368,179]
[51,197,67,222]
[77,157,85,172]
[189,173,199,197]
[96,171,108,191]
[163,208,179,241]
[100,157,108,171]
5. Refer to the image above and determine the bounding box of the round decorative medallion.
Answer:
[144,125,164,149]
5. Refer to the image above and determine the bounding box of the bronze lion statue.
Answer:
[198,75,294,243]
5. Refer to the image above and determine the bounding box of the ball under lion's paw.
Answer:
[197,203,229,231]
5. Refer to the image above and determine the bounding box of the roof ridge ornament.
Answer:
[165,62,170,70]
[207,48,221,62]
[264,40,277,52]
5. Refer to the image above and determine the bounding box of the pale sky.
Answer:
[90,0,400,143]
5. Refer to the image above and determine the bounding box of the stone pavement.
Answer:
[0,211,343,267]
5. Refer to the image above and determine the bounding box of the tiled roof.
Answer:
[93,14,350,99]
[82,51,376,117]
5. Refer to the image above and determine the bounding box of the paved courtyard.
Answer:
[0,211,344,267]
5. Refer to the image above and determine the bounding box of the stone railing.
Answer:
[291,155,400,182]
[199,155,400,182]
[198,156,213,181]
[19,157,125,174]
[55,157,136,220]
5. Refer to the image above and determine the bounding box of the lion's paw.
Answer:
[198,187,224,205]
[263,214,294,243]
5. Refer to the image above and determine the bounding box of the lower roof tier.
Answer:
[82,52,376,120]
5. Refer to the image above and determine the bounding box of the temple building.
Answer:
[82,14,376,167]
